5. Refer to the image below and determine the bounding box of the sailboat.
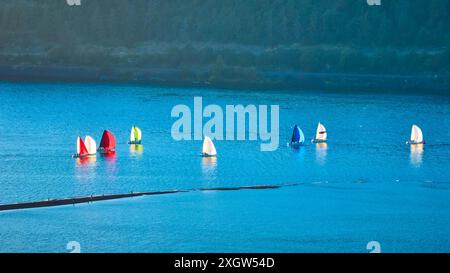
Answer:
[128,126,142,144]
[73,136,89,158]
[202,136,217,157]
[98,130,116,153]
[290,125,305,148]
[312,122,327,143]
[84,135,97,157]
[409,125,425,144]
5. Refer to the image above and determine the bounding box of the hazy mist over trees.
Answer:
[0,0,449,88]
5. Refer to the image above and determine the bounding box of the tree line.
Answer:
[0,0,449,76]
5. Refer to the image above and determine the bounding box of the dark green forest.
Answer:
[0,0,449,89]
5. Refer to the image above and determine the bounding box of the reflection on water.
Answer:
[103,152,116,162]
[75,157,97,182]
[130,144,144,156]
[292,146,305,162]
[201,156,217,179]
[75,156,97,167]
[315,143,328,165]
[102,152,118,181]
[410,144,424,167]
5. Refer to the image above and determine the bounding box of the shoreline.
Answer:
[1,64,449,95]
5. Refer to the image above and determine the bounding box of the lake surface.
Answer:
[0,81,449,252]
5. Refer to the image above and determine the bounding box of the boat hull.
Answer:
[410,141,425,145]
[98,148,116,154]
[72,154,89,159]
[290,142,304,149]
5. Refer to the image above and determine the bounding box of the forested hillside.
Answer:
[0,0,449,89]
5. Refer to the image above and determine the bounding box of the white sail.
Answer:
[76,136,81,154]
[129,127,135,142]
[299,129,305,143]
[410,125,423,144]
[202,136,217,156]
[315,122,327,141]
[129,126,142,143]
[84,135,97,155]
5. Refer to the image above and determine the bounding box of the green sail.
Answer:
[134,127,142,142]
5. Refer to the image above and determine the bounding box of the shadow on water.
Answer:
[291,145,306,161]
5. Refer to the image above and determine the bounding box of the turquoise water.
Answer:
[0,81,449,252]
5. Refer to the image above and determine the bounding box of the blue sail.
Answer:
[291,125,305,144]
[291,125,300,143]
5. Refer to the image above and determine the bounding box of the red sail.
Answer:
[78,137,89,156]
[99,130,116,151]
